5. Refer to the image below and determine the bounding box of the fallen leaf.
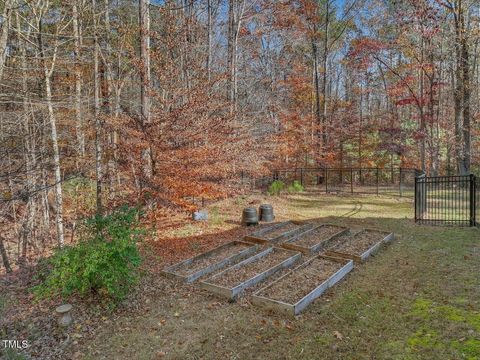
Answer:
[334,331,343,340]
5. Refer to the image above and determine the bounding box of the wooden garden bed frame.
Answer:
[252,255,353,316]
[161,240,259,283]
[244,221,314,245]
[325,229,395,263]
[280,224,349,254]
[200,247,301,300]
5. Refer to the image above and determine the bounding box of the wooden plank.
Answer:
[279,242,310,254]
[243,235,269,245]
[161,240,258,283]
[325,250,362,263]
[200,247,301,300]
[252,255,353,316]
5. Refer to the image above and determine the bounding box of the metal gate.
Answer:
[415,174,478,226]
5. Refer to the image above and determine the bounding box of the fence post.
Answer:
[350,168,353,193]
[399,168,403,197]
[376,167,379,195]
[475,176,479,227]
[470,174,476,227]
[325,168,328,193]
[414,176,417,223]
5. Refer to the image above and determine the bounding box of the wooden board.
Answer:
[252,255,353,316]
[325,230,394,264]
[200,247,302,300]
[161,240,259,283]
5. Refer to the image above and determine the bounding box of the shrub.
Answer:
[288,180,304,193]
[267,180,285,195]
[34,206,143,304]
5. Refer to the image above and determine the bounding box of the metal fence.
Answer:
[415,174,478,227]
[272,167,419,197]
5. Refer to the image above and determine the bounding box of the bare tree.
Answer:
[36,4,68,248]
[139,0,152,180]
[0,0,14,81]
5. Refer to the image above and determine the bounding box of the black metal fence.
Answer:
[415,174,478,227]
[271,167,419,197]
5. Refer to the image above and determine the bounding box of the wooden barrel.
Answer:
[242,207,259,226]
[259,204,274,222]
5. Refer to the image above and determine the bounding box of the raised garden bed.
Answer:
[161,241,259,283]
[325,229,394,263]
[200,247,301,300]
[252,255,353,316]
[280,224,348,254]
[244,221,314,244]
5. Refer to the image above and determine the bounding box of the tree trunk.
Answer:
[453,0,469,175]
[72,2,85,158]
[312,33,322,161]
[227,0,244,114]
[227,0,236,112]
[93,0,103,215]
[139,0,152,181]
[39,21,64,248]
[206,0,212,81]
[0,0,13,81]
[320,0,330,149]
[461,29,471,174]
[18,12,36,266]
[0,236,12,273]
[419,36,426,172]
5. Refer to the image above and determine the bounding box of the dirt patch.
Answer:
[257,257,345,304]
[330,229,388,255]
[174,242,252,275]
[263,222,300,239]
[209,248,297,288]
[289,225,345,248]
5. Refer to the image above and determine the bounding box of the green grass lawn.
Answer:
[59,193,480,359]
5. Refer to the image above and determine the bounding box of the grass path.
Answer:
[77,193,479,359]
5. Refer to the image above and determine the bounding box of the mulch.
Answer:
[257,257,344,304]
[174,242,252,275]
[290,225,344,248]
[208,248,296,288]
[329,229,387,255]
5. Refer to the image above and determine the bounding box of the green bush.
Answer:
[267,180,285,195]
[288,180,304,193]
[34,206,143,304]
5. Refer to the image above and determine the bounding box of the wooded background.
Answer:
[0,0,479,271]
